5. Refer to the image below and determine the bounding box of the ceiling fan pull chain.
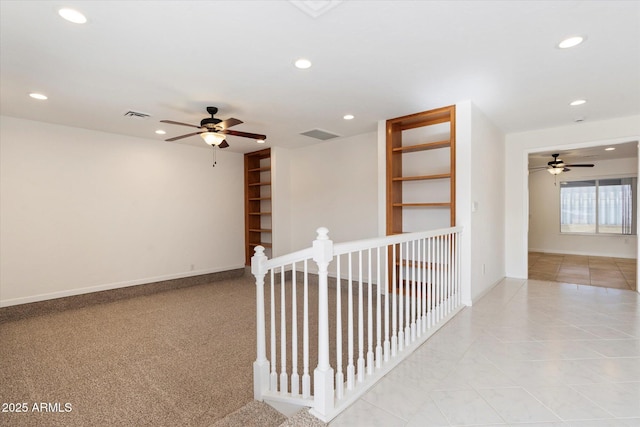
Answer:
[212,145,217,167]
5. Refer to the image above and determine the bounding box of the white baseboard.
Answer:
[528,248,636,259]
[0,264,245,308]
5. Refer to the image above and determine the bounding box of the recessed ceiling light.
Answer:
[155,130,166,135]
[294,58,312,69]
[605,147,616,151]
[343,114,354,120]
[569,99,587,106]
[58,8,87,24]
[256,139,266,144]
[557,36,584,49]
[29,93,48,100]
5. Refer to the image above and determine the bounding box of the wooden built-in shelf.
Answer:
[392,202,450,208]
[392,140,451,153]
[392,173,450,182]
[245,148,272,265]
[248,166,271,172]
[386,105,456,291]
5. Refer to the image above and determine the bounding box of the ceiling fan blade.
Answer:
[165,131,203,142]
[217,118,243,130]
[219,140,229,149]
[564,164,594,167]
[160,120,202,129]
[221,129,267,140]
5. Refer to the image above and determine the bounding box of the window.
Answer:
[560,177,637,235]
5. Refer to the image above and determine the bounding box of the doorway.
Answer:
[527,142,638,291]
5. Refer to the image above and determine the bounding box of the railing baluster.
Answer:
[291,262,299,396]
[391,243,397,357]
[447,233,452,313]
[303,259,310,398]
[416,238,422,338]
[384,245,390,362]
[438,235,443,320]
[375,246,382,369]
[270,268,277,391]
[398,242,404,352]
[280,266,288,393]
[357,250,364,383]
[335,255,344,399]
[367,248,374,375]
[347,253,355,390]
[411,239,416,342]
[404,241,411,347]
[422,237,427,332]
[456,232,461,305]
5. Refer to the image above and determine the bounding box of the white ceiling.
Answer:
[1,1,639,154]
[528,140,638,169]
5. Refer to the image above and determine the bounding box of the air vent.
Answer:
[290,1,344,18]
[124,110,151,119]
[300,129,340,141]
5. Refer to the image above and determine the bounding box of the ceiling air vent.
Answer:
[300,129,340,141]
[124,110,151,119]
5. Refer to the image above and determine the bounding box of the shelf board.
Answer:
[249,197,271,201]
[248,166,271,172]
[392,173,450,182]
[249,228,272,233]
[392,139,450,154]
[248,182,271,187]
[249,212,272,215]
[392,202,450,207]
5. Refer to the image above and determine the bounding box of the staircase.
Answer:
[211,401,326,427]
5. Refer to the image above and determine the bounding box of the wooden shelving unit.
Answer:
[386,105,456,235]
[244,148,272,266]
[386,106,456,290]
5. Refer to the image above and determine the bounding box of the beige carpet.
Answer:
[0,272,279,426]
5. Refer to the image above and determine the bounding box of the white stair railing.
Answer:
[252,226,464,422]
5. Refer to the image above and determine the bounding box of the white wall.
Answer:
[529,157,637,258]
[456,101,506,304]
[0,116,245,306]
[468,102,506,301]
[288,132,379,250]
[505,115,640,278]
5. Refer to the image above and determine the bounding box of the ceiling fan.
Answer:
[161,106,266,148]
[533,153,595,175]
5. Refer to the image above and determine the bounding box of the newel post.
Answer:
[252,245,270,400]
[312,227,335,417]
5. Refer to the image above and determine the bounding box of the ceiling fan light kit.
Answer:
[531,153,595,177]
[201,132,226,146]
[547,167,564,175]
[160,106,266,152]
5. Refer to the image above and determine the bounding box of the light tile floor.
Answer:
[529,252,637,291]
[329,278,640,426]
